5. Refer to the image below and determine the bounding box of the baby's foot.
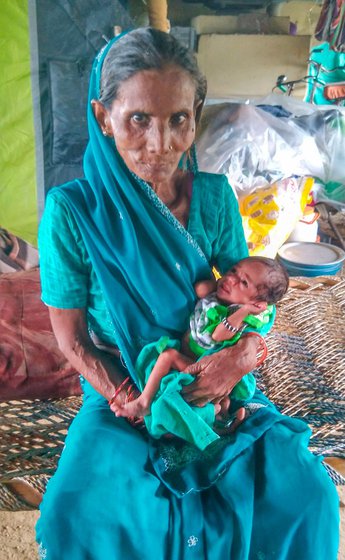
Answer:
[114,397,151,418]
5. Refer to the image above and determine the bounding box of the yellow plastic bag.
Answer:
[239,176,314,258]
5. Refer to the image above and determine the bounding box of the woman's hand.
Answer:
[109,383,147,430]
[109,382,141,412]
[182,336,258,407]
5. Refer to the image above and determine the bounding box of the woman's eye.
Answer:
[171,113,188,126]
[131,113,148,125]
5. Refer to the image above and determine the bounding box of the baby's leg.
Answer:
[114,348,193,418]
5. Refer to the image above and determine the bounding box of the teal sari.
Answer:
[36,34,339,559]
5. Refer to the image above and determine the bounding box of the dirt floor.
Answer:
[0,510,39,560]
[0,489,344,559]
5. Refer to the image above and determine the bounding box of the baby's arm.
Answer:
[212,302,267,342]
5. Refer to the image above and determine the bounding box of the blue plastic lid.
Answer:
[278,242,345,277]
[278,242,345,266]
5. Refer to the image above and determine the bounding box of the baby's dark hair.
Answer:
[240,256,289,304]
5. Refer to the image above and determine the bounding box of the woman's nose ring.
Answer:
[169,145,173,151]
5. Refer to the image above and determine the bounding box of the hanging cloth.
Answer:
[315,0,345,52]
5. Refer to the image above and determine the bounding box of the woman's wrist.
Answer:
[108,377,145,428]
[242,332,268,367]
[108,376,132,405]
[108,376,140,405]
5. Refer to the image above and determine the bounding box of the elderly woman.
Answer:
[36,28,339,559]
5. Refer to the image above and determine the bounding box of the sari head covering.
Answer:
[54,34,211,386]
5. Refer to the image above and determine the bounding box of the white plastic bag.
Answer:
[197,98,345,193]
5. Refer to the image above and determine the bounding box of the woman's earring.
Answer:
[102,129,107,136]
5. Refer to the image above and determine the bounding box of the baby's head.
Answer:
[217,256,289,306]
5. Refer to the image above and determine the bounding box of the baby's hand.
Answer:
[243,301,267,315]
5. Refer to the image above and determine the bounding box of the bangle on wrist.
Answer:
[125,383,136,403]
[243,331,268,367]
[109,379,145,430]
[108,376,130,405]
[221,317,239,333]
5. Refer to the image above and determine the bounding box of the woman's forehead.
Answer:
[115,66,197,110]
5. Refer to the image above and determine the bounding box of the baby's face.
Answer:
[216,260,268,305]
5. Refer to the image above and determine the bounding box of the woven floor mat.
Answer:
[0,397,82,479]
[257,275,345,457]
[0,397,82,510]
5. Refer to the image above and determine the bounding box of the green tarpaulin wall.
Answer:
[0,0,130,247]
[0,1,38,245]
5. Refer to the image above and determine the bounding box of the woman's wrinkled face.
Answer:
[95,65,199,184]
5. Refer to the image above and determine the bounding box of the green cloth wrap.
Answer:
[135,336,219,450]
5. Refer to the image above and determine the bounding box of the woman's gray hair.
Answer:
[99,28,207,124]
